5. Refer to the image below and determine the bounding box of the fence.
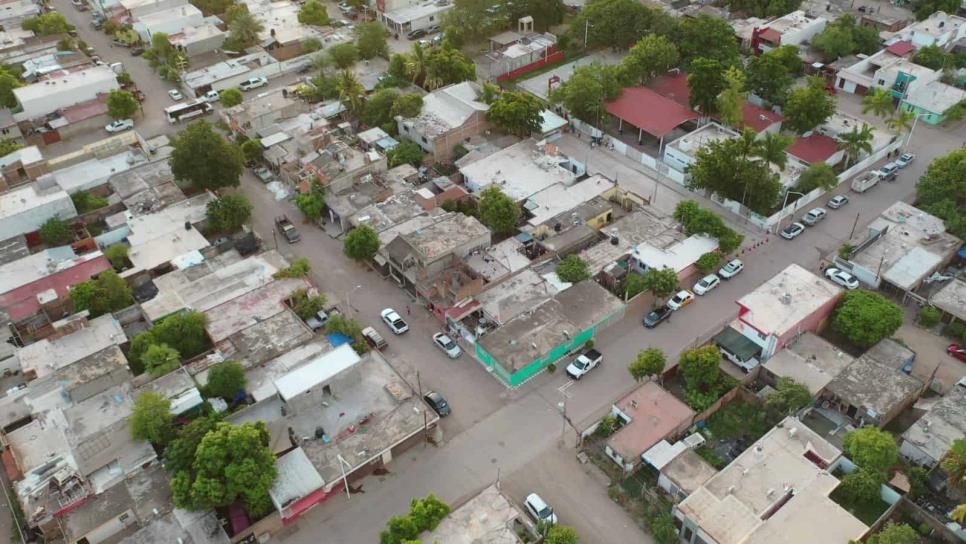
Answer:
[495,47,565,82]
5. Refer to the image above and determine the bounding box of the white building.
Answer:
[381,0,452,34]
[884,11,966,49]
[460,140,585,202]
[754,10,827,54]
[117,0,187,19]
[13,67,119,121]
[0,181,76,241]
[0,0,41,29]
[168,23,226,56]
[663,123,739,173]
[133,4,204,43]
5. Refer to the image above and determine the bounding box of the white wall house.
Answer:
[13,67,119,121]
[133,4,204,43]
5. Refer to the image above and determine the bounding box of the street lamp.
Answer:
[779,190,806,231]
[344,284,362,315]
[583,21,593,48]
[905,111,925,148]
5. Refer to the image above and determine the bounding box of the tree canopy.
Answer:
[622,34,679,85]
[225,11,264,50]
[356,21,389,59]
[130,391,174,445]
[0,67,21,108]
[165,415,220,474]
[379,494,451,544]
[812,15,881,61]
[916,148,966,241]
[746,50,794,106]
[298,0,330,25]
[40,217,72,246]
[485,91,544,137]
[295,180,326,220]
[784,76,836,134]
[328,42,358,69]
[679,345,721,392]
[567,0,676,50]
[642,266,678,298]
[424,44,476,89]
[549,62,623,124]
[678,14,739,67]
[832,289,903,348]
[629,348,665,382]
[69,270,134,317]
[843,427,899,472]
[206,194,252,233]
[143,343,181,376]
[545,525,580,544]
[687,58,726,115]
[219,87,243,107]
[478,186,520,235]
[556,255,590,283]
[128,311,209,374]
[717,66,745,127]
[343,224,381,261]
[171,421,278,517]
[686,134,781,214]
[725,0,801,18]
[362,88,400,128]
[22,12,72,35]
[386,140,424,167]
[865,522,921,544]
[107,89,138,119]
[170,121,245,190]
[940,437,966,491]
[764,378,812,415]
[796,162,838,193]
[205,360,247,400]
[391,93,423,119]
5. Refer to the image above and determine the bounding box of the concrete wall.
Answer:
[400,110,490,162]
[75,508,137,544]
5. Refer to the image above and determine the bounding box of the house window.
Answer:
[429,15,434,21]
[877,79,885,86]
[683,527,694,541]
[421,136,428,144]
[119,513,130,522]
[323,385,332,396]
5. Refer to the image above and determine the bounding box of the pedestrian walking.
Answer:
[406,304,411,315]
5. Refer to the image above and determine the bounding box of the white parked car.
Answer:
[802,207,827,226]
[693,274,720,295]
[239,76,268,91]
[104,119,134,133]
[524,493,557,526]
[432,332,461,358]
[827,195,849,209]
[167,89,184,101]
[781,222,806,240]
[202,90,220,102]
[825,267,860,290]
[896,153,915,168]
[380,308,409,334]
[667,290,695,311]
[718,259,743,279]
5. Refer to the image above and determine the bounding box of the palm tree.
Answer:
[405,43,426,86]
[335,69,364,116]
[838,123,874,166]
[754,131,794,170]
[228,12,264,49]
[887,108,915,136]
[734,129,760,160]
[861,88,894,119]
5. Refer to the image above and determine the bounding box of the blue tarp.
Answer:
[958,245,966,259]
[326,332,352,346]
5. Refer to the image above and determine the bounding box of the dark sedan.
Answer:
[423,391,450,417]
[643,305,672,328]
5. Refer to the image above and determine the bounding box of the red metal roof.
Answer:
[886,40,915,57]
[606,87,699,138]
[760,27,782,44]
[648,73,691,107]
[787,134,839,164]
[61,96,109,123]
[741,102,784,132]
[0,254,111,321]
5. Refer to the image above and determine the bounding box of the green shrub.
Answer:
[918,306,941,327]
[942,321,966,342]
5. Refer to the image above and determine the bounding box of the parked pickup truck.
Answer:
[566,349,602,380]
[275,215,301,243]
[851,171,880,193]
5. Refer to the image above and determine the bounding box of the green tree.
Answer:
[171,121,244,190]
[756,131,793,170]
[622,34,679,85]
[550,62,623,124]
[839,123,874,167]
[301,37,322,52]
[206,194,252,233]
[0,68,20,108]
[832,289,904,348]
[390,93,423,119]
[940,437,966,491]
[205,360,246,399]
[478,186,520,235]
[629,348,665,382]
[647,511,679,544]
[504,0,565,31]
[916,148,966,241]
[70,270,133,317]
[912,0,959,20]
[130,391,174,445]
[556,254,590,283]
[695,252,721,273]
[239,139,263,163]
[861,88,894,118]
[298,0,330,25]
[843,427,899,472]
[486,91,543,137]
[324,314,369,353]
[765,377,812,415]
[165,415,220,473]
[746,52,793,106]
[545,525,579,544]
[40,217,72,246]
[380,515,419,544]
[343,224,380,261]
[840,467,885,503]
[0,137,19,158]
[290,288,326,321]
[104,244,129,269]
[717,66,745,127]
[688,58,726,115]
[796,162,838,193]
[687,137,781,214]
[678,14,739,67]
[362,88,399,127]
[623,272,647,298]
[71,190,109,213]
[107,89,138,119]
[409,494,450,532]
[295,181,326,220]
[273,257,311,278]
[172,421,278,517]
[679,345,721,391]
[784,76,835,133]
[386,140,423,167]
[813,22,854,61]
[567,0,675,50]
[424,43,475,89]
[328,42,358,69]
[356,21,388,59]
[144,343,181,376]
[388,53,408,79]
[642,266,678,298]
[219,87,243,107]
[22,12,72,35]
[866,522,921,544]
[336,69,365,115]
[886,108,915,136]
[226,11,263,50]
[134,311,210,365]
[853,24,881,55]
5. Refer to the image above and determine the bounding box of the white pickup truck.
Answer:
[851,171,880,193]
[565,349,602,380]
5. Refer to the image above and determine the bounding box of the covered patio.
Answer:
[605,87,700,152]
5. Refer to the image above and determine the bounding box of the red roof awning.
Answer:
[886,40,915,57]
[606,87,699,138]
[760,27,782,44]
[648,73,691,107]
[787,134,839,164]
[741,102,784,132]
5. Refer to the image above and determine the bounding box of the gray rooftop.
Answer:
[902,387,966,464]
[108,159,185,216]
[475,268,558,324]
[394,212,490,262]
[824,346,923,421]
[219,308,314,368]
[763,333,853,394]
[269,447,324,513]
[663,448,718,496]
[579,208,683,275]
[422,484,526,544]
[930,278,966,322]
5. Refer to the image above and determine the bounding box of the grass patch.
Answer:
[695,445,727,469]
[829,486,890,525]
[701,398,775,442]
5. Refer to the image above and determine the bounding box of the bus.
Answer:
[164,99,213,124]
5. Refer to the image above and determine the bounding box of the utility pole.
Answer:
[849,212,860,240]
[417,370,428,441]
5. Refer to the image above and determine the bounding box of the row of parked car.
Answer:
[642,258,745,329]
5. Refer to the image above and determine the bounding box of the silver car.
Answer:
[432,332,461,358]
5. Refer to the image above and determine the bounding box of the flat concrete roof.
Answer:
[763,333,853,394]
[219,308,314,368]
[607,381,694,462]
[460,140,577,202]
[394,212,490,262]
[243,339,333,402]
[464,236,530,283]
[663,447,718,495]
[930,278,966,322]
[269,447,324,512]
[204,278,310,343]
[17,314,127,379]
[824,350,923,420]
[902,387,966,463]
[422,484,525,544]
[677,416,866,544]
[666,122,738,157]
[633,234,718,274]
[736,264,841,336]
[475,269,558,324]
[274,344,361,402]
[524,174,615,228]
[579,208,683,275]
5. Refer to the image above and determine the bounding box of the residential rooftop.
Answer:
[405,81,487,139]
[475,268,559,324]
[736,264,842,336]
[464,236,530,283]
[676,416,867,544]
[48,149,146,195]
[662,447,719,497]
[0,249,112,322]
[350,188,429,233]
[394,212,490,262]
[580,208,683,275]
[460,140,579,202]
[242,339,332,402]
[108,159,185,215]
[138,367,202,416]
[666,123,738,158]
[12,66,116,103]
[930,277,966,322]
[824,343,923,421]
[763,10,825,34]
[269,447,324,514]
[906,79,966,114]
[16,314,127,379]
[524,174,615,228]
[0,181,75,240]
[422,484,526,544]
[125,192,213,272]
[763,332,853,394]
[607,381,694,463]
[204,278,310,343]
[901,387,966,464]
[632,234,718,274]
